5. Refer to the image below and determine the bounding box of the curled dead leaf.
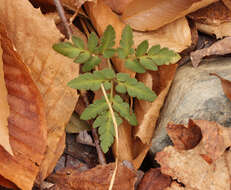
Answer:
[156,120,231,190]
[0,22,47,190]
[0,0,79,180]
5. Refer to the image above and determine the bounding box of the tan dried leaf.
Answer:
[133,17,192,53]
[0,0,79,180]
[0,22,47,190]
[156,120,231,190]
[121,0,218,31]
[0,39,12,155]
[223,0,231,10]
[48,163,137,190]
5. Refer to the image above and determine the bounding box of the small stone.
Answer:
[151,58,231,154]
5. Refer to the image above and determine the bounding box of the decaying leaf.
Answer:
[190,37,231,67]
[121,0,218,31]
[0,0,79,180]
[189,1,231,38]
[137,168,171,190]
[0,22,47,190]
[210,73,231,101]
[48,163,137,190]
[156,120,231,190]
[0,39,12,155]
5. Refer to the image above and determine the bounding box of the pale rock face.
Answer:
[151,58,231,154]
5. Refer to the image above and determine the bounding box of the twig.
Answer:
[53,0,107,165]
[53,0,72,39]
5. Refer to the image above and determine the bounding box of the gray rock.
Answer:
[151,58,231,154]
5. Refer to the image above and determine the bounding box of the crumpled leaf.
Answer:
[210,73,231,101]
[137,168,171,190]
[121,0,218,31]
[48,163,137,190]
[0,0,79,180]
[190,37,231,67]
[0,22,47,190]
[0,39,12,155]
[189,1,231,39]
[156,120,231,190]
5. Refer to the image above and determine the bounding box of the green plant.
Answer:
[53,25,180,153]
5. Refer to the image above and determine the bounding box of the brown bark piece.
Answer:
[138,168,171,190]
[0,23,47,190]
[0,0,79,180]
[48,163,137,190]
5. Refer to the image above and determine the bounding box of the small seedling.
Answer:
[53,24,180,153]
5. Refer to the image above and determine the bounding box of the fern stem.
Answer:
[100,84,119,190]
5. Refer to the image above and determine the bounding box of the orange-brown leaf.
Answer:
[0,22,47,190]
[210,73,231,101]
[0,0,79,180]
[0,39,12,155]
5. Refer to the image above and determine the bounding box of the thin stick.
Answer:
[53,0,72,39]
[53,0,107,165]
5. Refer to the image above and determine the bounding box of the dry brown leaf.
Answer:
[134,64,177,145]
[156,120,231,190]
[189,1,231,38]
[0,39,12,155]
[210,73,231,101]
[0,0,79,180]
[190,37,231,67]
[133,17,191,53]
[103,0,134,14]
[48,163,137,190]
[0,22,47,190]
[137,168,171,190]
[121,0,218,31]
